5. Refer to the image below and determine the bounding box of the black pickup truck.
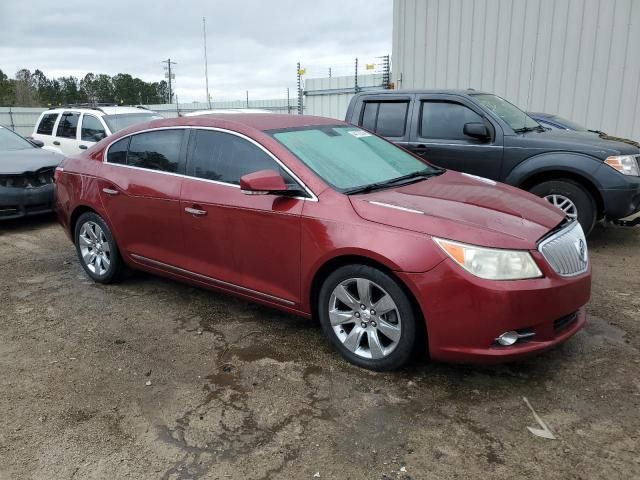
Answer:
[345,90,640,234]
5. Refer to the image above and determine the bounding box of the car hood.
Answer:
[507,130,640,157]
[0,148,63,175]
[349,171,565,250]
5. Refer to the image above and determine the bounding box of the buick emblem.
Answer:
[575,239,587,263]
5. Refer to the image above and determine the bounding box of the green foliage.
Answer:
[0,68,168,106]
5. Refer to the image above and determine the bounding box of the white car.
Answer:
[31,105,163,155]
[182,108,271,117]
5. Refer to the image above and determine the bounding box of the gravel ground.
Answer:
[1,215,639,480]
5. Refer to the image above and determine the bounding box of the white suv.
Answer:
[31,105,163,155]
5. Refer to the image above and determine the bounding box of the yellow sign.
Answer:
[297,69,306,75]
[366,63,375,70]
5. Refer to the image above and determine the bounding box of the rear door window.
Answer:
[56,112,80,139]
[127,130,185,173]
[106,137,129,165]
[420,101,484,140]
[36,113,59,135]
[358,101,409,137]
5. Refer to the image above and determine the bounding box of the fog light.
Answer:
[496,331,519,346]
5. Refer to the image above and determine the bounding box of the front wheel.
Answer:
[74,212,125,284]
[317,264,417,371]
[529,179,597,235]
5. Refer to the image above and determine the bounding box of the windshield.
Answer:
[472,94,541,131]
[551,115,588,131]
[103,113,163,133]
[0,126,34,151]
[270,125,439,192]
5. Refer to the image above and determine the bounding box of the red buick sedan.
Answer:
[54,114,590,370]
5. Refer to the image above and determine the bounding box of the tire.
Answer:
[317,264,417,371]
[529,179,597,235]
[74,212,125,284]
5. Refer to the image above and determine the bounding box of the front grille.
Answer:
[554,312,578,332]
[538,221,589,276]
[0,168,54,189]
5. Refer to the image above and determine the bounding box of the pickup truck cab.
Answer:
[345,90,640,233]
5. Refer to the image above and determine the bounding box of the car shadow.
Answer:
[0,213,58,235]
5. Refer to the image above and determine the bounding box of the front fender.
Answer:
[505,152,603,188]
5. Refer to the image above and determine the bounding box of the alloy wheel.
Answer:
[328,278,402,360]
[78,221,111,276]
[544,194,579,220]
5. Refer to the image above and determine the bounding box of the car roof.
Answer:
[138,113,346,132]
[183,108,271,117]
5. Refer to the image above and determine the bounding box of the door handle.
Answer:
[53,141,61,146]
[79,145,88,150]
[185,206,207,216]
[413,144,429,152]
[102,187,119,196]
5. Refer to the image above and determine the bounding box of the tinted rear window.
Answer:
[358,101,409,137]
[37,113,59,135]
[127,130,184,173]
[56,112,80,139]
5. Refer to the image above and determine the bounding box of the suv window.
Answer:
[188,130,294,185]
[81,115,107,142]
[420,101,484,140]
[126,130,184,173]
[56,112,80,139]
[359,101,409,137]
[36,113,59,135]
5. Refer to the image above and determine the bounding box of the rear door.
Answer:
[407,95,504,179]
[53,111,81,155]
[98,128,188,267]
[180,128,304,305]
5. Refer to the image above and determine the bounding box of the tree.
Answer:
[14,69,38,106]
[0,69,15,105]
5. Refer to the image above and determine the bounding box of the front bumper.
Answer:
[398,255,591,364]
[0,184,54,220]
[601,174,640,219]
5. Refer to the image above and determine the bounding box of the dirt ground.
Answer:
[0,215,639,480]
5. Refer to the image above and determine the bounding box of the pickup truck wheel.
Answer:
[529,179,596,234]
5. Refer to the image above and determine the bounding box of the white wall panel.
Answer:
[392,0,640,139]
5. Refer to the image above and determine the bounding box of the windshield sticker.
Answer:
[347,130,372,138]
[461,173,497,185]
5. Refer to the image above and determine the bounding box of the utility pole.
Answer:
[297,62,303,115]
[286,87,290,114]
[162,58,177,104]
[203,17,211,108]
[246,90,249,109]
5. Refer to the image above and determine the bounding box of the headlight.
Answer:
[433,238,543,280]
[604,155,640,176]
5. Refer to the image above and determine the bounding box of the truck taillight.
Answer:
[54,166,64,183]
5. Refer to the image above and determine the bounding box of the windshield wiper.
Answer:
[344,168,444,195]
[514,125,545,133]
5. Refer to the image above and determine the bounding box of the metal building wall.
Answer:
[392,0,640,139]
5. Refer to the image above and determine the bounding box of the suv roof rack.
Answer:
[47,103,149,112]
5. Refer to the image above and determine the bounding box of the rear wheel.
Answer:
[529,179,597,234]
[317,264,417,371]
[74,212,125,283]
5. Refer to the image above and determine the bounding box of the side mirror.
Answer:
[27,137,44,148]
[240,170,289,195]
[463,122,490,139]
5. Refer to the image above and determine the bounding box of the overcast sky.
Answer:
[0,0,392,103]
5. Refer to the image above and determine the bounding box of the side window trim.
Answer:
[103,126,317,201]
